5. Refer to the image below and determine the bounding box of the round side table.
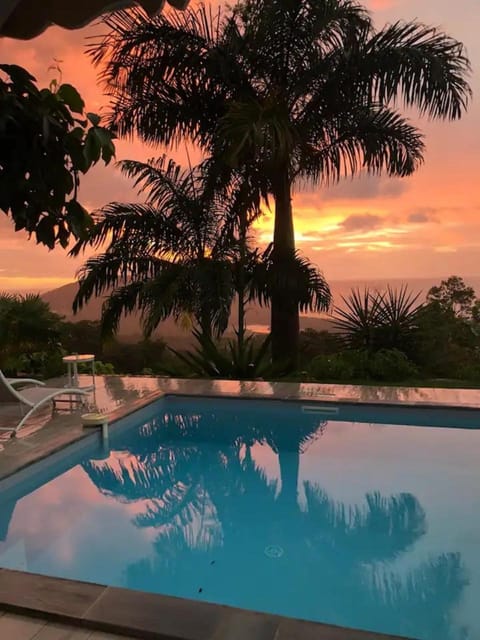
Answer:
[62,354,96,391]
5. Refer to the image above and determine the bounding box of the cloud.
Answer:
[408,208,438,224]
[297,174,410,206]
[341,214,382,232]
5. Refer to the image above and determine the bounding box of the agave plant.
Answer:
[333,285,423,353]
[165,328,277,379]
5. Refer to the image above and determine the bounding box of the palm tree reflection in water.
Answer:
[83,407,468,640]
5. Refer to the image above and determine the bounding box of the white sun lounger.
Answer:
[0,370,88,436]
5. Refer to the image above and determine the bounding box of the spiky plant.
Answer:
[333,285,423,352]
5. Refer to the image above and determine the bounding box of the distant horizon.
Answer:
[5,273,480,297]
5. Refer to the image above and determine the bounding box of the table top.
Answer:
[62,354,95,363]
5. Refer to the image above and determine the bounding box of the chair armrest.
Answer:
[7,377,46,387]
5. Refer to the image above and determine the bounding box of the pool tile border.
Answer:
[0,569,412,640]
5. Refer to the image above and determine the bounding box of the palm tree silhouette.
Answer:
[90,0,471,365]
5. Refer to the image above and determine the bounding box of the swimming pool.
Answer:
[1,396,479,640]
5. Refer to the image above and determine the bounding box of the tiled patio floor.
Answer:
[0,611,134,639]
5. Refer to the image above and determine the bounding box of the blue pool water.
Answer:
[1,397,480,640]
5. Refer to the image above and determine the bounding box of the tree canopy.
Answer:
[0,64,115,248]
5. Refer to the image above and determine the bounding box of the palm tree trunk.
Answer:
[272,166,299,369]
[278,447,300,510]
[237,209,247,351]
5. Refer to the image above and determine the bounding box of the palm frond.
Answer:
[299,106,424,184]
[364,21,472,120]
[249,245,331,313]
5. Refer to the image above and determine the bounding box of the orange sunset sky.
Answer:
[0,0,479,292]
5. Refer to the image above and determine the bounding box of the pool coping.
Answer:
[0,568,412,640]
[1,377,477,640]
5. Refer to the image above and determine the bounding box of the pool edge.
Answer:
[0,568,413,640]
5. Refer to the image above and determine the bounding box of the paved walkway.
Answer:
[0,611,135,639]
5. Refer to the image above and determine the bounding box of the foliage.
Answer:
[0,293,64,375]
[412,300,479,378]
[72,157,261,339]
[102,339,167,375]
[456,362,480,382]
[92,2,471,176]
[0,65,115,248]
[90,0,471,364]
[61,320,104,357]
[309,351,367,382]
[166,329,276,379]
[368,349,418,382]
[299,329,343,363]
[333,286,423,353]
[249,244,331,314]
[78,360,115,374]
[73,156,329,343]
[309,348,417,383]
[427,276,479,320]
[409,277,480,378]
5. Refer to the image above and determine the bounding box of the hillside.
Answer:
[42,282,334,341]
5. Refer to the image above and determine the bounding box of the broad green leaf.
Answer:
[36,216,56,249]
[57,83,85,114]
[66,199,92,239]
[83,129,102,169]
[87,112,101,127]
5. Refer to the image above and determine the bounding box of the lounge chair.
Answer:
[0,370,88,436]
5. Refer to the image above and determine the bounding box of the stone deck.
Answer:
[0,611,133,639]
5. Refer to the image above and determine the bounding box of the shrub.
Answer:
[368,349,417,382]
[95,361,115,375]
[299,329,342,363]
[103,339,167,374]
[309,351,368,381]
[456,362,480,381]
[17,350,64,379]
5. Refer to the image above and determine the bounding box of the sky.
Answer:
[0,0,479,292]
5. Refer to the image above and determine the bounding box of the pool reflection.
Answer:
[81,405,468,640]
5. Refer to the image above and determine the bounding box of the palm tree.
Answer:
[90,0,471,366]
[72,156,260,339]
[73,156,330,350]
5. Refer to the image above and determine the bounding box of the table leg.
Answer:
[73,362,79,387]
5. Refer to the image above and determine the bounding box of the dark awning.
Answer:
[0,0,189,40]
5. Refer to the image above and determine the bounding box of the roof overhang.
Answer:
[0,0,189,40]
